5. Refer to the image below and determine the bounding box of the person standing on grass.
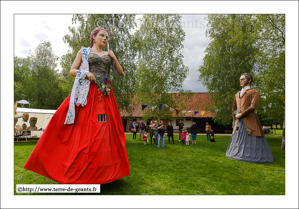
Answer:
[205,122,211,141]
[167,122,174,144]
[135,122,139,140]
[178,119,184,141]
[185,131,190,145]
[149,121,155,144]
[191,121,198,145]
[139,120,145,140]
[129,121,132,132]
[180,130,186,145]
[153,121,159,146]
[209,129,215,142]
[143,131,148,146]
[157,120,165,148]
[131,121,137,140]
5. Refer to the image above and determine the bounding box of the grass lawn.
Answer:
[269,129,283,135]
[264,127,283,136]
[14,134,285,195]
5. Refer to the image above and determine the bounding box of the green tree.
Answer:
[61,14,138,111]
[26,41,64,109]
[198,14,258,125]
[14,56,32,102]
[134,14,192,122]
[251,14,285,149]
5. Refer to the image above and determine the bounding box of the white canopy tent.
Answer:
[17,100,30,108]
[16,108,56,114]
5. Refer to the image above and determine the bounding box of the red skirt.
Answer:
[24,84,130,184]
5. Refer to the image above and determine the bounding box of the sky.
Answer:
[14,14,210,92]
[180,15,210,92]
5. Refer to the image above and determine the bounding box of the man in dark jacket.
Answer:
[157,121,165,148]
[191,121,198,145]
[178,120,184,141]
[167,122,174,144]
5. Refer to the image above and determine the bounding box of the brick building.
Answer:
[120,92,231,133]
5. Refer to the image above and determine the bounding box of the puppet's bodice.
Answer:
[88,53,112,79]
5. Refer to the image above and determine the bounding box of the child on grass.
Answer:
[180,130,186,145]
[185,131,190,145]
[209,129,215,142]
[143,131,148,146]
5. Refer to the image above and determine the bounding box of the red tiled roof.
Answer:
[120,92,216,118]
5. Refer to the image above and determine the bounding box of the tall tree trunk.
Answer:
[281,119,285,150]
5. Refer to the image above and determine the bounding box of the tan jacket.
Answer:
[232,89,264,137]
[205,125,211,132]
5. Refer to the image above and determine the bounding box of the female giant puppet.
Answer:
[24,27,130,184]
[226,73,274,164]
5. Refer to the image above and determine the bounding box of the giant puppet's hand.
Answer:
[86,72,96,83]
[235,113,242,119]
[108,50,116,60]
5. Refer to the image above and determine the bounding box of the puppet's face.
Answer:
[29,118,37,126]
[22,113,29,122]
[93,30,108,48]
[240,75,252,88]
[240,75,247,88]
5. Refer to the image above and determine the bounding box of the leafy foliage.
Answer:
[14,42,64,109]
[14,57,31,101]
[133,14,192,121]
[252,14,285,126]
[198,15,285,125]
[198,14,258,125]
